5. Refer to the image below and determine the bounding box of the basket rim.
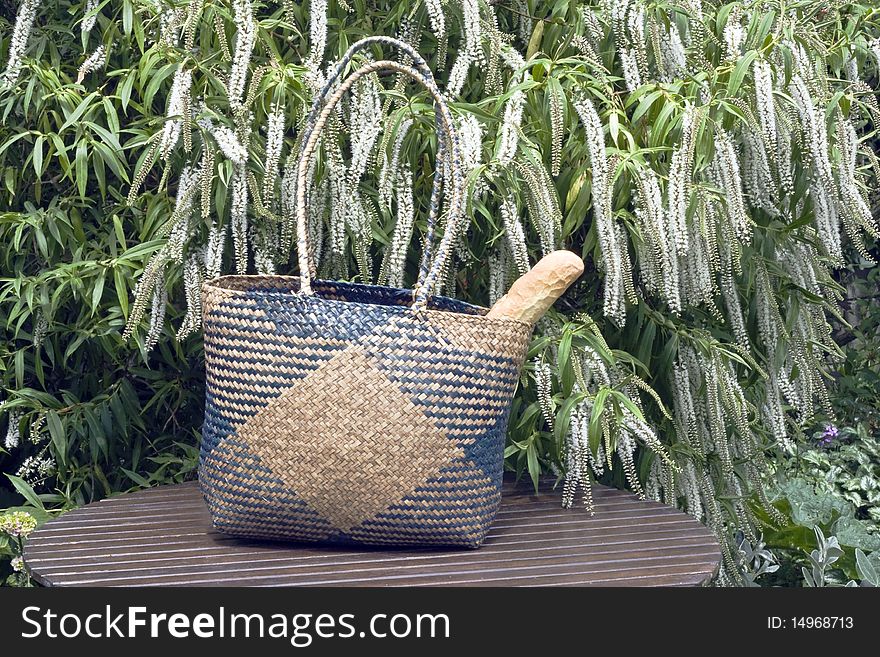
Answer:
[203,274,533,330]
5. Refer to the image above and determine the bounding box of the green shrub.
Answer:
[749,260,880,586]
[753,443,880,585]
[833,252,880,429]
[2,1,880,585]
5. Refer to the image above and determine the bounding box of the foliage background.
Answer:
[1,0,879,586]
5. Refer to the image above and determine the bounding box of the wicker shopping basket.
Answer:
[198,37,533,548]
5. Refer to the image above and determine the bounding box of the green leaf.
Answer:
[635,316,656,369]
[143,63,178,109]
[75,140,88,197]
[120,70,136,112]
[48,133,70,169]
[631,89,664,124]
[0,131,31,159]
[751,10,776,47]
[855,549,879,586]
[59,94,97,132]
[46,410,68,466]
[655,332,679,380]
[526,440,540,491]
[5,475,45,510]
[91,272,105,312]
[121,468,151,488]
[84,408,108,461]
[589,388,611,459]
[727,50,760,97]
[554,392,586,444]
[123,0,133,35]
[526,20,544,60]
[33,135,44,176]
[113,215,127,248]
[14,349,24,389]
[114,266,129,318]
[557,330,574,396]
[611,390,645,423]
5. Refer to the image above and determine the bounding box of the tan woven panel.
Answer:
[236,346,464,532]
[426,309,533,355]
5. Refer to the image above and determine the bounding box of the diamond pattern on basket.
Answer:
[235,345,465,532]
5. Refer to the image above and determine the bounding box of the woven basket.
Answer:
[198,37,533,548]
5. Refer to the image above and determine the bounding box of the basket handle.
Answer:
[294,37,465,309]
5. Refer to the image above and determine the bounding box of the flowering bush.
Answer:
[0,509,39,585]
[833,254,880,430]
[1,1,880,586]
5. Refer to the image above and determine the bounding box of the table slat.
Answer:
[24,479,720,587]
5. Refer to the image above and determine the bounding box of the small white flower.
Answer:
[425,0,445,45]
[869,38,880,71]
[32,311,48,348]
[76,45,107,84]
[383,165,415,288]
[572,94,627,323]
[753,60,777,149]
[15,456,55,485]
[347,74,382,185]
[534,360,555,430]
[159,66,192,158]
[658,22,686,82]
[723,8,745,59]
[309,0,328,67]
[82,0,99,35]
[720,265,748,347]
[634,167,680,313]
[210,124,248,164]
[459,114,484,174]
[742,127,777,214]
[228,0,256,106]
[620,50,642,92]
[581,6,603,49]
[145,271,167,351]
[610,1,647,90]
[446,0,481,96]
[500,46,526,75]
[177,256,204,339]
[667,102,698,258]
[500,193,529,276]
[713,131,751,244]
[0,0,41,88]
[496,90,524,165]
[844,54,859,82]
[231,164,249,274]
[262,102,285,204]
[159,6,186,47]
[4,410,22,450]
[205,219,227,279]
[378,118,413,210]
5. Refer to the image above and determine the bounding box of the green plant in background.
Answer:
[800,424,880,525]
[0,2,205,515]
[2,1,880,586]
[734,534,779,586]
[799,527,879,587]
[763,423,879,557]
[743,239,880,585]
[0,506,44,586]
[742,420,880,584]
[834,257,880,431]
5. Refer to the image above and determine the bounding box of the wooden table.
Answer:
[23,479,720,587]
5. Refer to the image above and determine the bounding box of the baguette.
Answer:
[486,250,584,325]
